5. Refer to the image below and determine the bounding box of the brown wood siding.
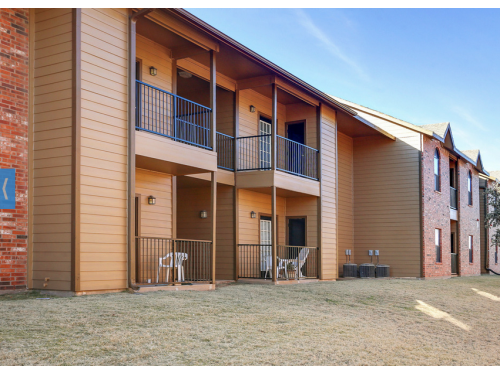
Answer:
[32,9,74,291]
[177,186,212,241]
[353,135,421,277]
[238,89,286,137]
[216,185,235,279]
[285,102,317,149]
[136,34,172,92]
[319,106,337,279]
[286,196,318,247]
[78,8,128,291]
[337,132,354,275]
[238,189,286,245]
[135,169,172,238]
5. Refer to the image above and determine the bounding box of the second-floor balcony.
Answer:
[136,80,213,150]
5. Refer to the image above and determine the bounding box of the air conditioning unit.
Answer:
[375,265,390,278]
[343,263,358,278]
[359,263,375,278]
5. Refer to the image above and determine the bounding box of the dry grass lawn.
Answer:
[1,276,500,365]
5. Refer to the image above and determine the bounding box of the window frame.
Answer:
[435,228,442,263]
[434,148,441,192]
[469,235,473,264]
[467,170,473,206]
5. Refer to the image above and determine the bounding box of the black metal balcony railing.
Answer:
[136,80,212,150]
[216,132,235,171]
[238,244,319,280]
[136,237,212,284]
[277,136,319,180]
[450,187,458,210]
[236,135,272,171]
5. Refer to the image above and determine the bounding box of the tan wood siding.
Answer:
[136,34,172,92]
[353,135,421,277]
[32,8,74,291]
[135,169,172,238]
[238,89,286,137]
[337,132,354,275]
[238,189,286,245]
[286,196,318,247]
[78,8,128,291]
[177,186,212,241]
[216,185,235,279]
[285,102,317,149]
[319,106,337,279]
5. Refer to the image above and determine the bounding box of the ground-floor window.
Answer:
[469,235,473,263]
[435,229,441,263]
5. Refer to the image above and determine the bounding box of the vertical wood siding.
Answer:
[78,8,128,291]
[337,132,354,275]
[32,9,74,290]
[319,106,337,279]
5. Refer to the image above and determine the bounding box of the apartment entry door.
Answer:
[259,116,272,169]
[260,216,272,277]
[287,217,306,259]
[451,232,457,275]
[286,122,306,176]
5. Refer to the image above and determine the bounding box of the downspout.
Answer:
[128,8,153,290]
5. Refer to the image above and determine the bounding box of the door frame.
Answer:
[258,212,278,245]
[286,216,307,246]
[285,119,307,145]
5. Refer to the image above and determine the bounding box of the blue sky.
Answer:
[187,8,500,172]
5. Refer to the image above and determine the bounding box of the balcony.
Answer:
[238,244,319,280]
[234,135,319,180]
[136,237,212,285]
[136,80,212,150]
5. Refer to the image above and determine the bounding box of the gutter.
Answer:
[128,8,154,290]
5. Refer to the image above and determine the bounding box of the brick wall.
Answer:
[457,159,481,276]
[0,9,29,290]
[421,137,452,278]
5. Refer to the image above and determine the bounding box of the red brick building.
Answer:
[0,8,29,290]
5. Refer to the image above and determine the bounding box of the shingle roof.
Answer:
[489,171,500,180]
[420,123,450,138]
[462,150,480,162]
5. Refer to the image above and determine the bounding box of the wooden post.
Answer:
[211,171,217,284]
[271,83,277,170]
[171,59,177,95]
[272,185,277,282]
[234,88,239,281]
[210,50,216,152]
[316,103,323,279]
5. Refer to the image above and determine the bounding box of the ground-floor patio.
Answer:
[1,276,500,365]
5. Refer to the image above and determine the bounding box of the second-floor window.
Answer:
[469,235,473,263]
[435,228,441,263]
[434,149,440,192]
[468,171,473,205]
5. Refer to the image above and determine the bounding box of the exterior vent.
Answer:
[343,263,357,278]
[359,263,375,278]
[375,265,390,278]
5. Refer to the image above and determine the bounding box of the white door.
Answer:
[259,119,271,169]
[260,217,272,273]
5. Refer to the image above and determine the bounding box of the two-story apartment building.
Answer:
[0,8,497,293]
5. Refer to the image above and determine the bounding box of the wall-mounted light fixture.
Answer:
[200,210,208,219]
[149,66,157,76]
[249,105,256,113]
[250,211,256,219]
[147,195,156,205]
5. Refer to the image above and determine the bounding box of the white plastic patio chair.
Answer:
[156,252,188,283]
[290,248,310,278]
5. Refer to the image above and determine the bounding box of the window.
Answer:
[435,229,441,263]
[469,235,473,263]
[434,149,441,191]
[468,171,473,205]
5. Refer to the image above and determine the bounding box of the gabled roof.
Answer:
[329,95,489,175]
[420,123,450,138]
[490,171,500,182]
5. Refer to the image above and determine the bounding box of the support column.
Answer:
[316,103,322,279]
[210,50,217,151]
[211,171,217,284]
[271,82,277,170]
[272,185,277,282]
[234,87,240,281]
